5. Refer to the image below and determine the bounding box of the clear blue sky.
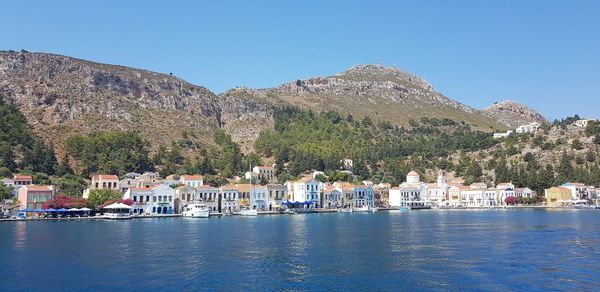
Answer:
[1,0,599,120]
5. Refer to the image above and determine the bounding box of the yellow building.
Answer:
[544,187,572,207]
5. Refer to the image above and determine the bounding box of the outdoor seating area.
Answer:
[17,207,92,219]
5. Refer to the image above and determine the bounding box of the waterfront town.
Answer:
[1,161,599,220]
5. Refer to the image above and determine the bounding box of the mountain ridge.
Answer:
[0,51,545,154]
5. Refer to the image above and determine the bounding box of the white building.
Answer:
[83,174,120,199]
[250,185,269,211]
[125,184,176,215]
[286,177,322,208]
[515,122,540,134]
[425,171,448,206]
[388,171,429,207]
[460,183,496,207]
[496,182,516,205]
[561,182,596,200]
[321,185,343,209]
[493,131,513,139]
[574,119,598,127]
[180,175,203,188]
[196,185,220,212]
[220,186,240,213]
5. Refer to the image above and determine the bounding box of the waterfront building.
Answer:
[374,183,391,207]
[332,181,355,207]
[388,171,427,207]
[514,188,534,199]
[425,171,448,207]
[352,185,374,208]
[266,184,287,211]
[219,186,240,212]
[560,182,596,201]
[544,187,572,207]
[233,184,252,209]
[83,174,119,199]
[174,185,196,213]
[17,185,54,210]
[13,174,33,186]
[286,177,322,208]
[321,185,342,209]
[461,183,498,207]
[250,185,269,211]
[447,185,468,207]
[496,182,516,206]
[196,185,219,212]
[125,184,175,215]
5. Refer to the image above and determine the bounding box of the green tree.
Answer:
[0,183,13,200]
[87,189,123,210]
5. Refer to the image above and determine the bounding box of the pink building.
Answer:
[18,185,54,210]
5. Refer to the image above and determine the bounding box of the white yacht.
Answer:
[182,204,210,218]
[240,208,258,216]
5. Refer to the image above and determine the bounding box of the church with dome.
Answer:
[388,170,448,207]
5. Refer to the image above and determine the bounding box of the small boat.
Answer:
[285,209,296,214]
[182,204,210,218]
[339,206,353,213]
[369,207,378,213]
[240,208,258,216]
[354,205,371,212]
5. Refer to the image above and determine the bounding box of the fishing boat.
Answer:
[240,208,258,216]
[182,203,210,218]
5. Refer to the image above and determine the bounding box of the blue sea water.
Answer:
[1,210,599,291]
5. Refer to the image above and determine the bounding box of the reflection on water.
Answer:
[1,210,600,290]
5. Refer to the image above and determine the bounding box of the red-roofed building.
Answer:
[13,174,33,186]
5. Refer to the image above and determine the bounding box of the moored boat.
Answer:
[339,206,353,213]
[240,208,258,216]
[182,203,210,218]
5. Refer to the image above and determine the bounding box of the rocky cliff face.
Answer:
[0,51,272,154]
[482,100,547,128]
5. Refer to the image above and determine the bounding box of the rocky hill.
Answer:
[482,100,547,128]
[1,51,545,155]
[0,51,270,154]
[226,64,508,131]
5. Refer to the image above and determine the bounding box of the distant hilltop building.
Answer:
[493,130,513,139]
[493,122,540,138]
[340,159,353,170]
[574,119,598,127]
[515,122,540,134]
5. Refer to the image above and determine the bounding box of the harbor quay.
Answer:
[2,169,599,220]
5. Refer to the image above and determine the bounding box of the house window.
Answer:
[133,196,137,202]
